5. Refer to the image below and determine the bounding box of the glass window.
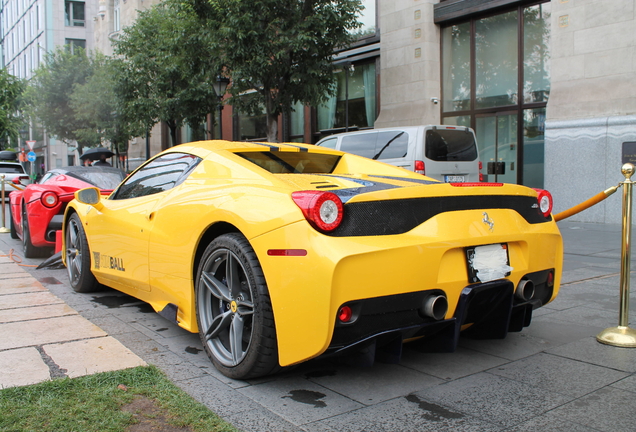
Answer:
[443,115,471,128]
[65,39,86,55]
[317,137,337,149]
[114,0,121,32]
[340,133,377,159]
[442,23,471,112]
[236,151,341,174]
[237,107,268,141]
[65,1,85,27]
[441,2,550,185]
[317,61,376,131]
[374,131,409,160]
[289,102,304,142]
[523,107,546,188]
[475,11,518,109]
[425,129,478,162]
[180,122,206,143]
[67,168,127,189]
[523,4,551,103]
[111,153,200,200]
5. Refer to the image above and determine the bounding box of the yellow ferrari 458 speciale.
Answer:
[62,140,562,379]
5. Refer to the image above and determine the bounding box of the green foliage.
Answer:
[70,54,144,153]
[0,365,238,432]
[114,3,220,147]
[25,48,95,151]
[0,68,26,149]
[178,0,363,141]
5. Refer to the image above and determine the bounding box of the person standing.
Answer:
[93,155,112,166]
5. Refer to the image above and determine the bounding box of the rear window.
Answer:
[237,151,341,174]
[425,129,478,162]
[0,163,26,174]
[68,170,126,189]
[340,131,409,161]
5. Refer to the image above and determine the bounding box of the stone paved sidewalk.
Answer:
[0,252,146,389]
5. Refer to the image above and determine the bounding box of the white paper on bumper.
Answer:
[469,244,513,283]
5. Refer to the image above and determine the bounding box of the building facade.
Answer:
[7,0,633,223]
[0,0,98,173]
[375,0,636,223]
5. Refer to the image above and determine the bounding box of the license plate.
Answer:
[466,244,512,283]
[445,175,465,183]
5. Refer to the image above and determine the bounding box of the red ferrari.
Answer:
[9,166,126,257]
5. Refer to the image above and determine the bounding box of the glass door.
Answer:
[476,112,518,183]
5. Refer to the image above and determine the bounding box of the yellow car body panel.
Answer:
[62,140,563,372]
[251,207,562,366]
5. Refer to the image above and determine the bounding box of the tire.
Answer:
[65,213,99,293]
[195,233,280,379]
[9,209,18,239]
[22,205,49,258]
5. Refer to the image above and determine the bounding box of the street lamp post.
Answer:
[214,76,230,140]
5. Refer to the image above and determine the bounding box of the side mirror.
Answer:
[75,187,102,208]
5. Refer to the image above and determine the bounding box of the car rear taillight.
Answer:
[291,191,343,232]
[546,270,554,288]
[414,160,425,175]
[533,188,553,217]
[13,176,29,184]
[41,191,59,208]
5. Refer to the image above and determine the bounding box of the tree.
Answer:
[0,68,26,150]
[25,47,96,155]
[180,0,363,142]
[114,3,221,147]
[70,53,144,156]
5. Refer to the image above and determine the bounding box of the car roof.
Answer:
[166,140,343,161]
[174,140,338,154]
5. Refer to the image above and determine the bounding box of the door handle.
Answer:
[147,212,155,221]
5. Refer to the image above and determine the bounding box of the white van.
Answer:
[315,125,481,183]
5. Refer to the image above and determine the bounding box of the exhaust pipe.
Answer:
[515,279,535,302]
[421,295,448,321]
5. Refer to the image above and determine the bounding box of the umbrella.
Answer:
[80,147,115,161]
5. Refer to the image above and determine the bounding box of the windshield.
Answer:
[236,151,341,174]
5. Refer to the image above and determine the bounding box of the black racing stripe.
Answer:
[368,175,440,185]
[252,142,280,151]
[327,195,550,237]
[325,176,400,203]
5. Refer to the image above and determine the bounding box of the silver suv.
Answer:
[0,151,30,198]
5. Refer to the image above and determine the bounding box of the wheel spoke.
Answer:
[229,315,245,365]
[72,255,82,275]
[68,224,78,248]
[205,310,232,341]
[226,253,242,299]
[201,270,232,303]
[236,299,254,316]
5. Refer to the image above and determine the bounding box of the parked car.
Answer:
[10,166,126,257]
[62,140,562,379]
[315,125,482,182]
[0,151,30,199]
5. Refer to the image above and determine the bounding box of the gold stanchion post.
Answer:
[0,174,11,233]
[596,163,636,347]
